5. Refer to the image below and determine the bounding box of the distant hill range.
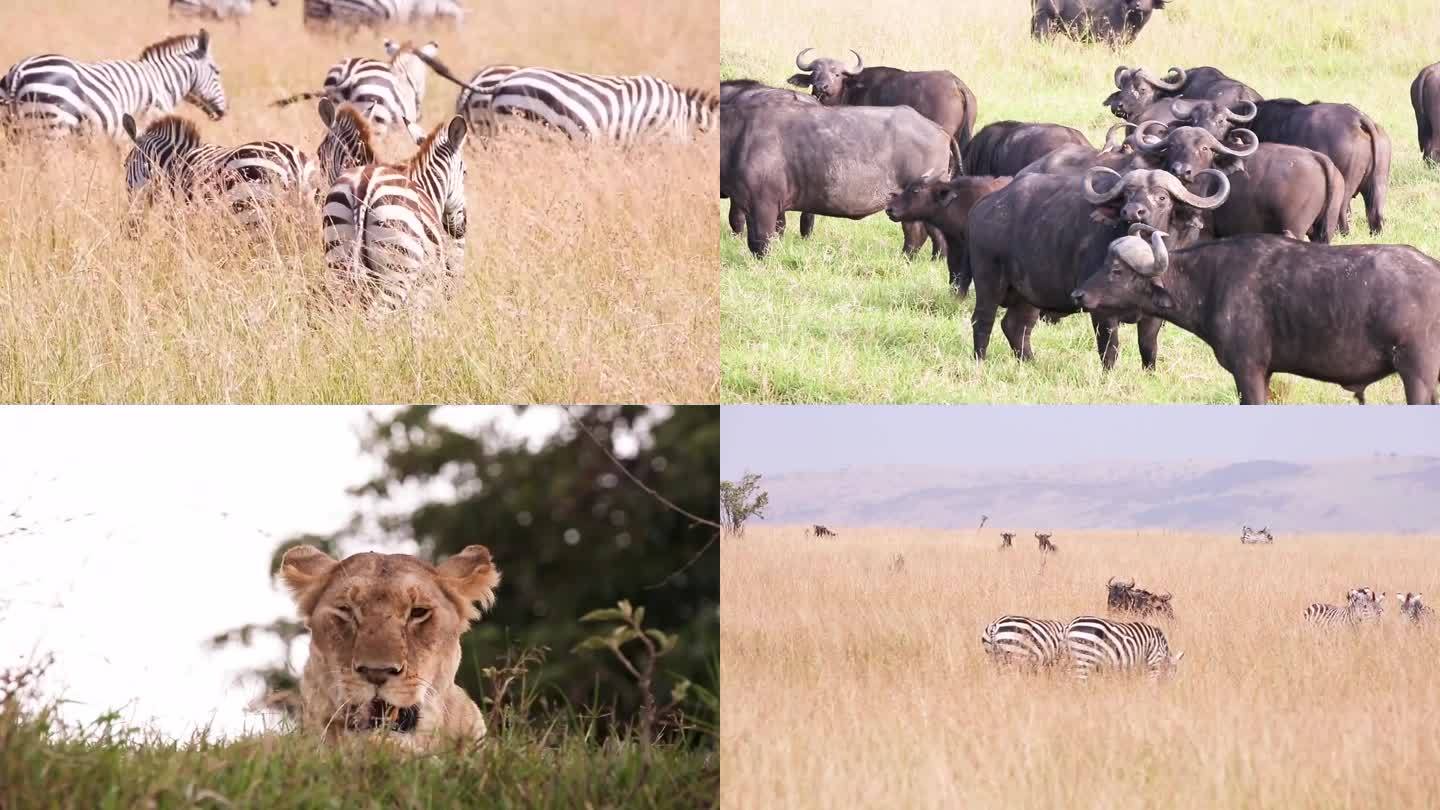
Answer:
[754,456,1440,534]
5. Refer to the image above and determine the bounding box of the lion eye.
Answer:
[409,607,432,622]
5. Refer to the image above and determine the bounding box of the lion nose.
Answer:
[355,664,404,686]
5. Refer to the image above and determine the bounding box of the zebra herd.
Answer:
[1303,587,1433,626]
[0,26,716,313]
[170,0,465,25]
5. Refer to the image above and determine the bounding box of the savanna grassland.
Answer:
[720,0,1440,403]
[0,0,717,403]
[721,526,1440,809]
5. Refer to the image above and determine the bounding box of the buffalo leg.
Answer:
[927,225,948,261]
[727,200,744,235]
[1001,304,1041,361]
[775,212,787,237]
[1091,314,1121,371]
[945,239,971,296]
[971,283,1007,362]
[800,212,816,238]
[1361,178,1386,235]
[1396,350,1440,404]
[745,199,781,257]
[1231,365,1270,404]
[901,221,926,258]
[1136,317,1164,371]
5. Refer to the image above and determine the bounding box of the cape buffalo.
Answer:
[1031,0,1171,45]
[725,103,956,257]
[721,79,819,241]
[965,167,1227,369]
[1412,62,1440,165]
[1134,97,1256,138]
[1248,99,1391,234]
[1073,229,1440,404]
[963,121,1090,176]
[885,174,1014,291]
[1107,65,1263,122]
[1014,123,1140,177]
[1131,123,1345,242]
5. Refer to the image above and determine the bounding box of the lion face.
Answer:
[281,544,500,743]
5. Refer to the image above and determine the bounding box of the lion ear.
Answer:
[280,544,339,613]
[436,545,501,617]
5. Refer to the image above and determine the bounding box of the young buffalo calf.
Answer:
[885,174,1012,294]
[1073,229,1440,404]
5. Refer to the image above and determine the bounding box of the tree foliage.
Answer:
[720,473,768,537]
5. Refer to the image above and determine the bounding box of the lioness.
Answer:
[280,543,501,750]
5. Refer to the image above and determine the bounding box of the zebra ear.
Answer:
[318,98,336,127]
[446,116,468,148]
[122,114,140,143]
[195,29,210,56]
[420,41,440,58]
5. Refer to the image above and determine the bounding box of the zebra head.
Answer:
[385,40,440,105]
[122,114,202,197]
[1160,649,1185,676]
[317,99,377,186]
[142,30,228,121]
[411,116,470,239]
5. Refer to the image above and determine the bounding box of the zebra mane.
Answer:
[335,104,376,158]
[144,115,202,146]
[684,87,719,110]
[407,120,457,171]
[140,33,203,61]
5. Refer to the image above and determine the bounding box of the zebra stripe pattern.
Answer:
[122,114,315,224]
[278,41,435,141]
[453,64,520,123]
[1304,588,1384,627]
[488,68,717,144]
[1397,593,1433,624]
[1066,616,1183,680]
[169,0,278,19]
[981,615,1068,670]
[1,31,227,138]
[321,116,469,313]
[303,0,465,25]
[316,100,378,187]
[1240,525,1274,544]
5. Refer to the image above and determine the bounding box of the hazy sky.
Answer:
[721,406,1440,478]
[0,406,564,742]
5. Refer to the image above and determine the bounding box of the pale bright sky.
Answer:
[0,406,566,741]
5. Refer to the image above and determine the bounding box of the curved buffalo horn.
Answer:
[1150,229,1170,276]
[1159,167,1230,209]
[1140,66,1186,91]
[1226,100,1258,122]
[845,49,863,75]
[1214,128,1259,157]
[1170,98,1199,118]
[1136,119,1170,153]
[1114,66,1133,89]
[795,48,819,71]
[1109,235,1156,277]
[1101,122,1135,153]
[1083,166,1126,203]
[1128,222,1159,238]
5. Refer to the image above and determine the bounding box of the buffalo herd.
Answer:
[721,48,1440,404]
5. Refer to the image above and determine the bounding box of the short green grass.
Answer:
[721,0,1440,403]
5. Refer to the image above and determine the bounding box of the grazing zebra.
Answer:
[1304,588,1384,626]
[121,114,315,224]
[1397,592,1433,624]
[1240,525,1275,544]
[320,116,469,313]
[1066,616,1184,681]
[1035,532,1058,553]
[982,615,1069,670]
[303,0,465,25]
[316,99,377,187]
[1,31,227,139]
[170,0,278,19]
[453,64,521,125]
[999,531,1014,549]
[274,40,437,141]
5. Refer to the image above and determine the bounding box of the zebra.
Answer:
[274,40,437,142]
[1240,525,1274,544]
[453,64,521,128]
[1,31,227,139]
[170,0,278,19]
[1396,592,1433,624]
[320,115,469,313]
[303,0,465,26]
[121,113,315,225]
[999,531,1014,549]
[1304,587,1384,627]
[414,53,717,144]
[1035,532,1058,553]
[316,99,377,187]
[1066,616,1184,681]
[982,615,1068,671]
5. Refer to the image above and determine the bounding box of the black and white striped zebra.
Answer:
[981,615,1068,670]
[170,0,278,19]
[1,31,227,139]
[1240,525,1274,544]
[1304,587,1384,627]
[316,99,377,187]
[1066,616,1184,681]
[121,114,315,225]
[274,40,435,142]
[453,64,520,125]
[1397,592,1433,624]
[303,0,465,26]
[320,116,469,313]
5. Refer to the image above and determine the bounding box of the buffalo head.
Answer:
[1072,225,1174,313]
[1167,99,1257,138]
[1134,122,1259,182]
[787,48,864,105]
[1083,165,1229,245]
[886,173,1010,223]
[1107,65,1186,120]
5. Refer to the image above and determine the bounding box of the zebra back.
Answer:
[304,0,466,26]
[170,0,279,19]
[489,68,717,143]
[455,64,522,122]
[982,615,1068,669]
[1066,616,1181,680]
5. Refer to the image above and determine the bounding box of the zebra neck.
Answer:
[139,59,195,112]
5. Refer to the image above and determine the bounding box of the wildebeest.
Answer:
[723,103,956,257]
[1014,123,1140,177]
[1036,532,1058,553]
[999,531,1015,549]
[1106,65,1263,122]
[1134,97,1257,138]
[1030,0,1171,45]
[1072,229,1440,404]
[885,174,1013,292]
[808,524,837,538]
[1106,577,1175,618]
[963,120,1090,176]
[1247,99,1392,234]
[1411,62,1440,165]
[720,79,819,241]
[1130,123,1345,243]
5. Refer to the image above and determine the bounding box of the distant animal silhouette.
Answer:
[1397,592,1433,624]
[1106,577,1175,619]
[999,531,1015,550]
[1035,532,1058,553]
[807,524,836,538]
[1240,525,1275,544]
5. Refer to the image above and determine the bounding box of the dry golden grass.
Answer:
[0,0,717,403]
[722,525,1440,809]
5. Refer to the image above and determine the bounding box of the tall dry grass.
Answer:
[0,0,718,403]
[722,526,1440,809]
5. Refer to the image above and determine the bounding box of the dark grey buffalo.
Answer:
[1134,97,1256,138]
[1014,123,1140,177]
[1411,62,1440,165]
[721,79,819,241]
[1030,0,1172,45]
[885,174,1014,292]
[720,78,817,107]
[1248,99,1391,234]
[1131,123,1345,242]
[963,121,1090,176]
[964,167,1227,369]
[1073,229,1440,404]
[724,103,955,257]
[1106,65,1263,122]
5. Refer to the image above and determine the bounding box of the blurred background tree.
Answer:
[212,405,719,737]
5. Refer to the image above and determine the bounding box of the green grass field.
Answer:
[720,0,1440,403]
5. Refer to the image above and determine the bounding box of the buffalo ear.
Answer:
[937,188,958,207]
[786,73,812,88]
[436,545,501,617]
[1149,282,1175,311]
